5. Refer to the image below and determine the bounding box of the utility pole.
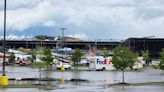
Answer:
[60,28,66,62]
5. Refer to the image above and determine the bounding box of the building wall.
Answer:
[124,38,164,59]
[0,40,120,50]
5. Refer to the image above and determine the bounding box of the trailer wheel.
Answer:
[102,67,106,71]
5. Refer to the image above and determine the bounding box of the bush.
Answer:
[30,62,47,68]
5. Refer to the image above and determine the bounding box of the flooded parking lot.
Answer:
[1,85,164,92]
[4,66,164,83]
[0,66,164,92]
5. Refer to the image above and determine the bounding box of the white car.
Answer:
[56,62,72,70]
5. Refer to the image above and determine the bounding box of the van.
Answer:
[89,56,114,71]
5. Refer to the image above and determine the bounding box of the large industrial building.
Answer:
[0,36,164,59]
[124,38,164,59]
[0,40,120,50]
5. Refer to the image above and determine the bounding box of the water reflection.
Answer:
[71,71,80,79]
[60,78,65,85]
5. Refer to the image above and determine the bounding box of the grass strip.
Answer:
[131,82,164,86]
[0,84,53,88]
[108,82,164,87]
[0,84,34,88]
[29,62,47,68]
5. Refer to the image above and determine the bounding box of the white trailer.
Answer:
[89,56,114,71]
[89,56,144,71]
[132,57,145,70]
[132,61,144,70]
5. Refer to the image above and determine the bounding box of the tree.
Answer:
[9,53,15,63]
[101,48,109,58]
[31,50,36,62]
[42,48,53,69]
[159,49,164,70]
[71,48,83,67]
[141,50,149,64]
[35,35,46,47]
[34,35,46,40]
[37,47,44,62]
[131,52,139,68]
[112,45,135,83]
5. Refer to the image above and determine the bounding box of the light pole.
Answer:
[0,0,8,86]
[60,27,66,62]
[60,28,66,48]
[3,0,7,76]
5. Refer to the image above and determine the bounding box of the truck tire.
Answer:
[134,69,138,70]
[3,62,8,65]
[22,63,26,66]
[19,61,23,66]
[102,67,106,71]
[19,63,22,66]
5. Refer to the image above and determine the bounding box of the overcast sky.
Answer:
[0,0,164,40]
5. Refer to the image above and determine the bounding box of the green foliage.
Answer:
[132,52,139,66]
[141,50,149,60]
[37,47,44,54]
[9,53,15,63]
[42,48,53,67]
[30,62,47,68]
[131,82,164,86]
[112,45,135,83]
[36,47,44,62]
[133,53,139,59]
[31,50,36,62]
[0,84,56,88]
[3,84,34,88]
[71,48,83,65]
[159,49,164,70]
[101,48,109,58]
[112,45,135,70]
[34,35,46,40]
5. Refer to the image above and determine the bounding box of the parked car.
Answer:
[55,61,72,70]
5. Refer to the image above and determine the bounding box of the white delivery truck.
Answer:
[132,57,145,70]
[89,56,114,71]
[132,61,144,70]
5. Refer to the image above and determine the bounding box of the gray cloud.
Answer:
[0,0,41,10]
[0,0,164,40]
